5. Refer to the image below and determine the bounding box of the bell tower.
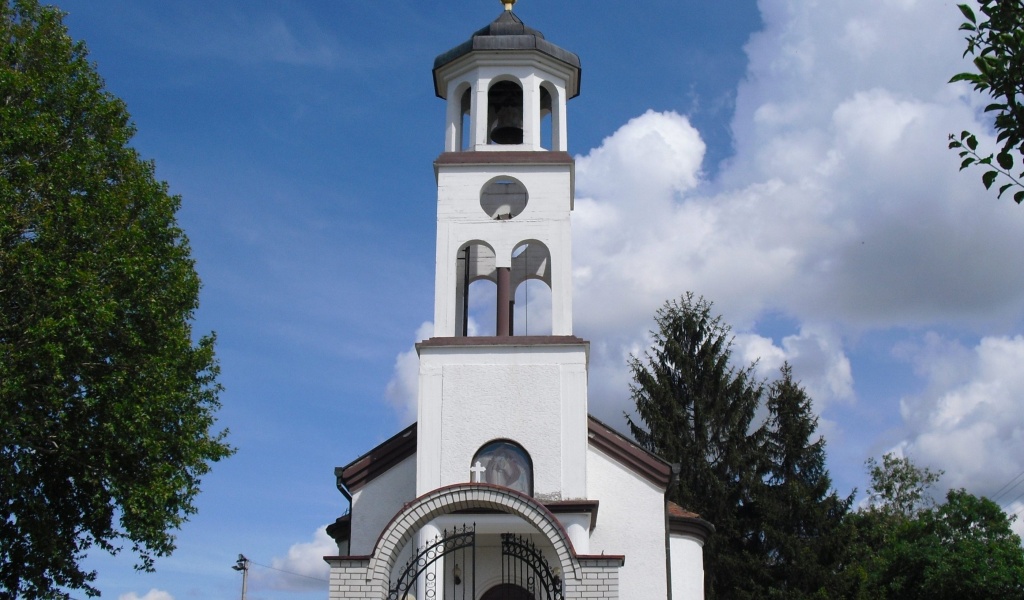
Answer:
[416,1,589,503]
[429,0,580,339]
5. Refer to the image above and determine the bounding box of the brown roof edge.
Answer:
[417,335,588,350]
[668,514,715,542]
[544,500,599,531]
[587,415,672,489]
[325,514,351,544]
[323,555,371,564]
[337,423,417,494]
[667,501,715,542]
[435,151,574,166]
[576,554,626,567]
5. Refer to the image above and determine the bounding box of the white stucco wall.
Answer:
[348,454,416,555]
[417,342,588,500]
[586,445,668,599]
[670,533,706,600]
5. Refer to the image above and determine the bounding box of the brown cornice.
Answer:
[325,514,351,544]
[587,415,672,489]
[576,555,626,566]
[435,151,574,167]
[545,500,599,531]
[417,335,588,351]
[337,423,417,494]
[323,555,371,563]
[668,515,715,542]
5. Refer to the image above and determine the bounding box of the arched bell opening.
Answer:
[539,80,564,152]
[513,280,552,336]
[540,83,553,151]
[459,86,472,151]
[455,241,497,337]
[511,241,552,336]
[488,79,524,145]
[467,279,497,336]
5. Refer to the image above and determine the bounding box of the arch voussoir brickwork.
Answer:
[367,483,580,589]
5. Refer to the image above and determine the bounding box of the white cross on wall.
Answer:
[470,461,486,483]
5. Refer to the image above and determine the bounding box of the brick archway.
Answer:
[366,483,580,590]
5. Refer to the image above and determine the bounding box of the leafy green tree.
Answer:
[842,454,1024,598]
[0,1,233,597]
[864,453,942,518]
[626,294,766,599]
[758,365,852,598]
[872,490,1024,599]
[839,453,943,597]
[949,1,1024,203]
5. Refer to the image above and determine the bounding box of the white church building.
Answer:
[325,4,712,599]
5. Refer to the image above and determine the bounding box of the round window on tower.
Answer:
[480,177,528,220]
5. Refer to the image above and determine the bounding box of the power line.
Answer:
[992,469,1024,503]
[248,560,329,583]
[1002,487,1024,516]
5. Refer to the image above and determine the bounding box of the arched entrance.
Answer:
[481,583,533,600]
[366,484,579,599]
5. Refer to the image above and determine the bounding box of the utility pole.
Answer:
[232,554,249,600]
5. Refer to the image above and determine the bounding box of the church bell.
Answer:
[488,81,524,145]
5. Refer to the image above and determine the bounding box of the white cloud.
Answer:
[118,590,173,600]
[257,526,335,591]
[385,322,433,426]
[898,335,1024,497]
[735,327,853,408]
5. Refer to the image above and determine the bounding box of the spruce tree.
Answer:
[626,293,765,599]
[759,364,852,598]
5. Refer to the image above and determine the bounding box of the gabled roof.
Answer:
[335,422,416,494]
[335,415,672,493]
[586,415,673,488]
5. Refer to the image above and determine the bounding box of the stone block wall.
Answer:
[325,557,378,600]
[563,556,623,599]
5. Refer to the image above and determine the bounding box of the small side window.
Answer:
[470,440,533,496]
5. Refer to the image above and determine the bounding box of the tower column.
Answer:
[496,266,511,336]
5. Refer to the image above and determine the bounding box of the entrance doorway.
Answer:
[480,583,533,600]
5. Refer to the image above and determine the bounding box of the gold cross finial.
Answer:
[503,0,516,11]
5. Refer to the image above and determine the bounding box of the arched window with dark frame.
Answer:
[470,440,533,496]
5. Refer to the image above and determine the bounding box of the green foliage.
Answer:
[758,365,852,599]
[864,453,942,518]
[0,1,233,597]
[627,295,850,599]
[949,1,1024,203]
[627,293,764,599]
[842,455,1024,598]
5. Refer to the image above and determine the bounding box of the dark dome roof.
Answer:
[433,11,581,98]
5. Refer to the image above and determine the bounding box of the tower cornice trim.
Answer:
[435,150,574,166]
[417,335,588,351]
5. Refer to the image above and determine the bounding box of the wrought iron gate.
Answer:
[388,525,476,600]
[500,533,564,600]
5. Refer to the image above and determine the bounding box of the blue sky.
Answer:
[49,1,1024,598]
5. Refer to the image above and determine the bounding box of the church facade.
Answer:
[325,5,712,599]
